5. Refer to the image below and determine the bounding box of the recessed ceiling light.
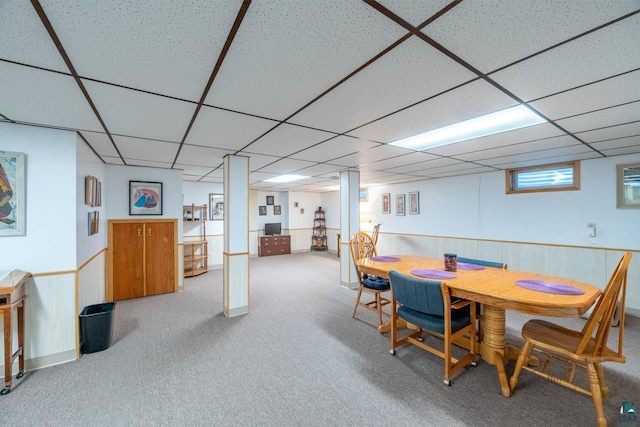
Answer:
[264,174,309,183]
[389,105,546,151]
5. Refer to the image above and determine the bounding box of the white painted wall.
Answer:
[288,191,322,230]
[0,123,77,271]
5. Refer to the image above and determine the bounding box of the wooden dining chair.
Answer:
[509,251,632,427]
[370,223,381,245]
[388,270,477,386]
[349,231,391,326]
[457,257,506,342]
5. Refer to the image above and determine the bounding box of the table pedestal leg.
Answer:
[480,306,511,397]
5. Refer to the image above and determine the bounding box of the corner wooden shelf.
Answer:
[183,204,208,277]
[311,207,327,252]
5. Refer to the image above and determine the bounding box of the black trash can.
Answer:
[79,302,116,354]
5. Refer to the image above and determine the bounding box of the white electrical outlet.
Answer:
[587,223,596,237]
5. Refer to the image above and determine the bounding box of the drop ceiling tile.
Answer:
[490,152,602,170]
[175,145,234,168]
[369,152,439,170]
[114,135,180,163]
[291,36,476,132]
[555,102,640,133]
[576,121,640,143]
[258,158,316,174]
[186,105,277,151]
[334,144,418,166]
[198,176,224,183]
[479,145,595,166]
[426,123,565,156]
[376,0,454,27]
[101,155,125,165]
[41,0,241,100]
[174,163,218,177]
[242,153,280,171]
[290,136,379,162]
[349,79,517,143]
[491,14,640,101]
[529,70,640,120]
[0,62,102,131]
[241,124,335,157]
[205,0,408,118]
[249,171,281,182]
[423,1,639,73]
[294,163,346,177]
[0,1,69,72]
[454,135,582,162]
[80,131,120,157]
[428,166,497,178]
[124,159,172,169]
[599,146,640,156]
[591,135,640,151]
[83,79,196,142]
[390,158,464,174]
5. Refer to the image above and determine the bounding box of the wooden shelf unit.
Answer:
[183,204,208,277]
[311,207,327,251]
[259,235,291,257]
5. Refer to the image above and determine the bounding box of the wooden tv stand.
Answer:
[259,235,291,257]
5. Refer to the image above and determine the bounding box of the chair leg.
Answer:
[352,289,363,318]
[376,292,383,326]
[587,363,607,427]
[593,363,610,400]
[509,341,533,391]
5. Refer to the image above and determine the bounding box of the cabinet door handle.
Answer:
[137,228,142,237]
[148,228,152,236]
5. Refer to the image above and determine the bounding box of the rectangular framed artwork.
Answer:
[259,206,267,216]
[396,194,405,216]
[409,191,419,215]
[382,193,390,214]
[209,193,224,220]
[274,205,281,215]
[0,151,26,236]
[129,181,163,215]
[266,195,274,205]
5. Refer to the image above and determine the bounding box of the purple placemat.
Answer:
[411,269,456,279]
[457,262,486,270]
[515,279,585,295]
[370,256,401,262]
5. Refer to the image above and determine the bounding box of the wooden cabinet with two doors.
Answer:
[107,219,178,301]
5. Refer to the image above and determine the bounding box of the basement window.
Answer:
[506,161,580,194]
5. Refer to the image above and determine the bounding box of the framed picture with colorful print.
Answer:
[0,151,26,236]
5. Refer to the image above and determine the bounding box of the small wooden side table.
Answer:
[0,269,29,395]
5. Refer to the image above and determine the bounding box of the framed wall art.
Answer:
[409,191,419,215]
[396,194,405,216]
[129,181,162,215]
[274,205,281,215]
[209,193,224,220]
[266,195,274,205]
[382,193,390,214]
[259,206,267,216]
[0,151,26,236]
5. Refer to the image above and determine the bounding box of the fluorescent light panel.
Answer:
[389,105,546,151]
[264,174,309,183]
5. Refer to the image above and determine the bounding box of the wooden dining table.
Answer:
[355,255,601,397]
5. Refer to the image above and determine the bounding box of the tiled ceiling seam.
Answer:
[170,0,252,168]
[31,0,125,164]
[77,131,105,164]
[363,0,606,157]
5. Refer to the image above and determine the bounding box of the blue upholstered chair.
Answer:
[350,231,391,326]
[457,257,506,343]
[388,270,477,386]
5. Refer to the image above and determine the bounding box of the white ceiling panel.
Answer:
[174,163,218,177]
[428,166,497,178]
[480,145,595,167]
[245,153,280,171]
[290,36,476,132]
[240,124,335,157]
[423,0,639,73]
[333,144,417,166]
[175,145,234,168]
[114,136,180,163]
[258,158,317,175]
[426,123,565,156]
[0,1,69,72]
[490,152,602,170]
[555,102,640,133]
[249,172,281,183]
[186,105,276,151]
[205,0,408,119]
[101,155,125,165]
[41,0,241,101]
[83,80,196,142]
[0,62,102,131]
[294,163,346,177]
[599,145,640,157]
[591,135,640,151]
[124,159,172,169]
[529,70,640,120]
[576,121,640,143]
[377,0,453,27]
[290,136,379,163]
[349,79,517,143]
[454,135,583,162]
[79,131,120,158]
[389,158,463,174]
[491,14,640,101]
[368,152,440,171]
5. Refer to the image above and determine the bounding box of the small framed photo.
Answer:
[274,205,281,215]
[209,193,224,220]
[266,195,274,205]
[259,206,267,216]
[409,191,419,215]
[382,193,390,214]
[129,181,162,215]
[396,194,405,216]
[294,201,299,208]
[0,151,26,236]
[300,208,305,214]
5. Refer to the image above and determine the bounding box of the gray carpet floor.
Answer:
[2,252,638,426]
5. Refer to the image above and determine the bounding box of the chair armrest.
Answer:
[451,299,472,309]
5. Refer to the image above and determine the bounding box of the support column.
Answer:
[340,170,360,289]
[223,154,250,317]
